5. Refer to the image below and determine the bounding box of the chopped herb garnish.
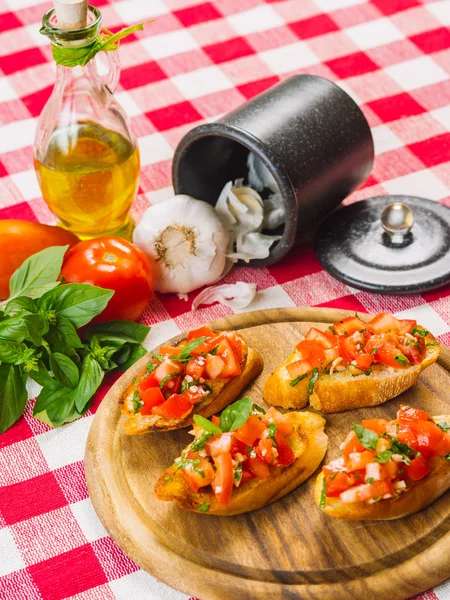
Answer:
[197,503,210,512]
[210,344,219,355]
[394,354,409,367]
[234,462,243,483]
[308,367,319,396]
[426,342,440,347]
[146,361,157,373]
[436,422,450,432]
[319,476,327,509]
[152,353,164,362]
[446,453,450,462]
[375,450,396,464]
[193,414,222,434]
[405,339,419,347]
[190,431,213,452]
[174,457,205,477]
[353,424,379,451]
[412,326,428,337]
[366,477,374,484]
[328,326,336,335]
[181,378,200,393]
[371,347,378,355]
[177,336,208,361]
[132,389,142,414]
[247,445,256,459]
[164,476,173,482]
[132,377,137,384]
[267,423,277,445]
[159,372,179,389]
[252,403,266,414]
[290,373,308,387]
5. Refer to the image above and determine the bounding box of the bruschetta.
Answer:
[314,405,450,520]
[120,326,263,434]
[264,312,440,413]
[154,398,328,515]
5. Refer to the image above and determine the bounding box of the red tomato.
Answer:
[323,347,340,366]
[365,462,396,481]
[338,335,360,363]
[154,359,183,383]
[139,387,165,414]
[274,433,295,466]
[206,433,233,457]
[137,373,159,393]
[341,431,365,458]
[159,344,182,357]
[397,319,417,335]
[361,419,387,436]
[247,455,270,479]
[345,450,375,472]
[355,353,374,370]
[369,313,401,334]
[375,341,409,369]
[185,357,206,379]
[323,459,362,497]
[187,326,214,341]
[339,479,392,504]
[295,340,325,367]
[212,415,221,427]
[286,358,314,379]
[190,333,225,356]
[406,420,445,458]
[151,394,193,419]
[257,438,277,465]
[182,387,208,405]
[397,338,423,365]
[404,455,431,481]
[216,338,241,378]
[241,467,256,484]
[262,408,294,437]
[212,453,234,504]
[223,331,243,364]
[436,432,450,457]
[61,237,153,323]
[181,458,215,492]
[333,316,367,336]
[397,405,432,422]
[305,328,337,349]
[205,354,225,379]
[234,415,266,446]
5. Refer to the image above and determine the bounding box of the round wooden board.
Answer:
[85,307,450,600]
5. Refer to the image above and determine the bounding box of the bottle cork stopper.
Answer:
[54,0,88,30]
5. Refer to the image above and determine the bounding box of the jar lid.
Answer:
[314,195,450,294]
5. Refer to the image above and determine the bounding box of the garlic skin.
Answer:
[193,282,257,310]
[133,195,230,294]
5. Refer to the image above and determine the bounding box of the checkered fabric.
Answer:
[0,0,450,598]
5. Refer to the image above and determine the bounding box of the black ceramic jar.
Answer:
[172,74,374,267]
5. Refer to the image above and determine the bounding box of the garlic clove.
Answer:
[247,152,278,193]
[228,231,282,262]
[192,282,257,310]
[262,191,286,230]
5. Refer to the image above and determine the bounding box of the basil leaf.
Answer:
[374,450,393,464]
[412,326,428,337]
[197,503,210,512]
[49,352,79,389]
[193,414,222,434]
[319,476,327,509]
[386,434,419,457]
[290,373,308,387]
[38,283,114,328]
[394,354,409,367]
[308,367,319,396]
[84,320,150,344]
[353,424,379,451]
[29,360,61,391]
[72,355,105,413]
[0,314,44,343]
[113,344,131,365]
[220,397,252,432]
[22,314,49,346]
[33,385,79,428]
[252,403,266,414]
[114,343,147,371]
[45,315,83,354]
[0,340,26,364]
[436,422,450,432]
[177,337,208,361]
[7,246,67,302]
[4,296,37,315]
[0,363,28,434]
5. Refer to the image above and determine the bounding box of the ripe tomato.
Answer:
[345,450,375,472]
[182,458,215,492]
[212,453,234,504]
[216,338,241,378]
[187,326,214,341]
[361,419,387,435]
[286,358,314,379]
[333,316,367,336]
[296,340,325,367]
[305,328,336,349]
[0,220,79,299]
[369,313,401,333]
[341,431,365,458]
[339,479,392,504]
[234,415,266,446]
[139,387,165,414]
[60,237,153,323]
[262,408,294,437]
[151,393,193,419]
[274,433,295,466]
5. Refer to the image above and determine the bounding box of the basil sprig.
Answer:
[0,246,150,433]
[176,336,208,361]
[353,424,379,451]
[220,397,252,432]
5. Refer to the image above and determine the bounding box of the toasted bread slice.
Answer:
[264,326,440,414]
[314,415,450,520]
[154,411,328,516]
[120,335,263,434]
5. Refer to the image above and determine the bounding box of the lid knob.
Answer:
[381,202,414,244]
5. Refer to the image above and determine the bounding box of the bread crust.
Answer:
[314,415,450,520]
[120,335,263,434]
[263,326,440,414]
[155,411,328,516]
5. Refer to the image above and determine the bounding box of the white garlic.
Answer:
[133,195,230,294]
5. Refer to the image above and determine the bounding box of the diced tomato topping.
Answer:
[323,347,340,366]
[361,419,387,436]
[241,467,256,484]
[405,419,446,458]
[333,316,367,336]
[339,479,392,504]
[182,387,208,405]
[436,432,450,457]
[206,432,233,457]
[257,438,277,465]
[365,462,395,482]
[338,335,361,363]
[295,340,325,367]
[139,387,165,414]
[137,373,159,393]
[224,331,243,364]
[274,432,295,466]
[369,312,401,334]
[323,460,363,497]
[151,394,193,419]
[397,319,417,335]
[163,375,182,395]
[234,415,266,446]
[373,340,409,369]
[247,454,270,479]
[262,408,294,437]
[212,415,220,427]
[355,353,374,371]
[404,455,431,481]
[159,344,182,357]
[190,333,225,356]
[341,431,365,458]
[216,338,241,378]
[286,358,314,379]
[398,338,423,365]
[182,458,215,492]
[187,326,215,341]
[212,453,233,504]
[185,357,206,379]
[397,405,432,422]
[345,450,375,472]
[154,358,183,383]
[205,354,225,380]
[305,328,336,349]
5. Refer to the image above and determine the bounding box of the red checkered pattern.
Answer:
[0,0,450,598]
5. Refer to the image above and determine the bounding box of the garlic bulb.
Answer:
[133,195,230,294]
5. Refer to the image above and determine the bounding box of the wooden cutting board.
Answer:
[84,307,450,600]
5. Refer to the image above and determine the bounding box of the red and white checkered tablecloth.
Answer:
[1,0,450,598]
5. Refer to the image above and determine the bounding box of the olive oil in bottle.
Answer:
[35,122,140,239]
